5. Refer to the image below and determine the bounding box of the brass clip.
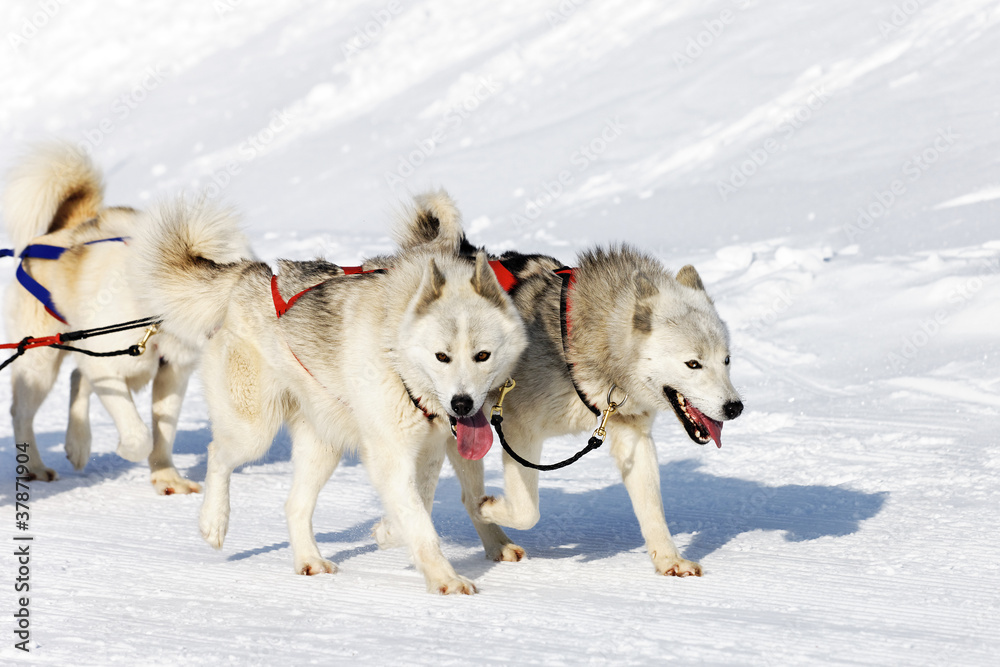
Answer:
[592,384,628,442]
[136,323,160,355]
[491,378,516,418]
[593,403,617,441]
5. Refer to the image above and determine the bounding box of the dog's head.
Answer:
[396,250,526,459]
[632,264,743,447]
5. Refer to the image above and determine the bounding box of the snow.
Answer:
[2,0,999,663]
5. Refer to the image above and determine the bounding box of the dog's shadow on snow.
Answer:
[433,458,888,565]
[0,426,218,503]
[228,457,886,574]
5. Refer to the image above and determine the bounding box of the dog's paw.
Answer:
[478,495,539,530]
[26,466,59,482]
[656,557,702,578]
[116,429,153,463]
[295,557,337,576]
[64,431,91,471]
[151,468,202,496]
[477,495,500,522]
[371,518,404,550]
[429,575,478,595]
[199,512,229,550]
[490,543,526,563]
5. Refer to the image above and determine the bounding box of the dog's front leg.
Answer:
[10,346,65,481]
[372,440,444,550]
[610,422,702,577]
[364,435,477,595]
[445,445,525,562]
[477,417,542,530]
[149,361,200,495]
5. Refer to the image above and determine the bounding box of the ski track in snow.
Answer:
[1,0,999,664]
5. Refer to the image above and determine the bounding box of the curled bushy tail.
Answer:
[3,142,104,252]
[392,189,466,253]
[133,197,254,349]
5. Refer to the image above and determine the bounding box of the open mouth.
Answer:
[663,386,723,448]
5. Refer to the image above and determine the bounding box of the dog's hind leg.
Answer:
[148,361,200,495]
[198,407,279,549]
[10,345,66,481]
[446,446,525,562]
[610,421,702,577]
[200,339,280,549]
[285,417,341,576]
[87,372,153,463]
[65,368,92,471]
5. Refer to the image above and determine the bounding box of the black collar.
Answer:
[400,377,437,422]
[553,267,601,417]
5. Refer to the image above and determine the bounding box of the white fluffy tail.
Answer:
[133,198,254,349]
[392,189,466,253]
[3,142,104,252]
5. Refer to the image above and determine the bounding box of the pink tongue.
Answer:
[456,408,493,460]
[704,417,723,448]
[688,404,724,448]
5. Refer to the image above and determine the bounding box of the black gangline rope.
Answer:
[490,412,605,472]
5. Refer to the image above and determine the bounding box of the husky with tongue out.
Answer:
[389,191,744,578]
[134,198,526,595]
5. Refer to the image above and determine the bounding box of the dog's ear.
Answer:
[676,265,706,292]
[633,271,658,333]
[471,251,506,309]
[415,257,447,314]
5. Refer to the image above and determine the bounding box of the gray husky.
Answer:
[388,192,744,577]
[134,199,527,594]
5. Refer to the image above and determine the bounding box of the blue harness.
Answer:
[2,237,128,323]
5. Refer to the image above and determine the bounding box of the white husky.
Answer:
[2,143,248,492]
[134,200,527,594]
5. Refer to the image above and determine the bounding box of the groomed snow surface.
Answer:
[2,0,999,664]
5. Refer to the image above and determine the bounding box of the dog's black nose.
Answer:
[723,400,743,420]
[451,394,474,417]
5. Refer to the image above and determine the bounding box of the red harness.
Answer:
[269,259,597,416]
[271,266,384,318]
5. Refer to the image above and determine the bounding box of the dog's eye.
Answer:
[685,360,702,369]
[435,352,451,363]
[474,351,491,362]
[724,356,730,365]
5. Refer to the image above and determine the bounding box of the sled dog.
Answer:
[134,201,527,594]
[389,194,744,576]
[2,142,248,492]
